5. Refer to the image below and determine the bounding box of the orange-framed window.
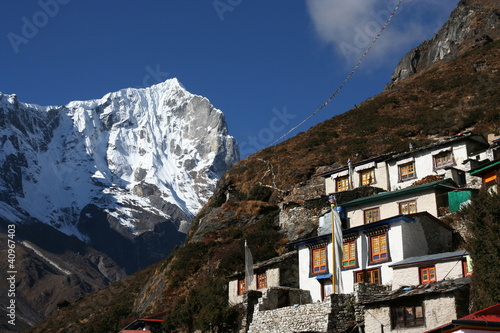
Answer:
[355,268,380,284]
[399,200,417,215]
[312,247,328,274]
[462,260,473,277]
[483,170,497,184]
[434,151,454,169]
[370,233,388,263]
[336,175,349,192]
[256,272,267,289]
[360,168,375,186]
[364,207,380,224]
[237,278,246,295]
[420,266,436,284]
[399,162,416,181]
[392,305,425,328]
[342,241,357,269]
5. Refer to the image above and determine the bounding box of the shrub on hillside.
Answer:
[460,190,500,311]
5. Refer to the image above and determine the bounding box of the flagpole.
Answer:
[329,195,336,294]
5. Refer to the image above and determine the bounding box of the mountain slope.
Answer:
[26,0,499,331]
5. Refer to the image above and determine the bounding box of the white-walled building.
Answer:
[386,133,489,191]
[321,156,391,195]
[321,133,490,196]
[341,178,457,228]
[390,250,471,290]
[362,277,471,333]
[290,212,453,299]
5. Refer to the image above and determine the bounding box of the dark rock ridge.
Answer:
[389,0,499,85]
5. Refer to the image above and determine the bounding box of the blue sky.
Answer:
[0,0,459,158]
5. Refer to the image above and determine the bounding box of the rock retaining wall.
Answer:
[246,294,357,333]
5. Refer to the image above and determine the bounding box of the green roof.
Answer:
[341,179,456,207]
[470,159,500,176]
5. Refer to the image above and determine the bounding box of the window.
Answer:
[342,241,357,269]
[434,151,454,169]
[399,162,416,181]
[237,278,246,295]
[420,266,436,284]
[370,233,388,263]
[256,272,267,289]
[336,175,349,192]
[399,200,417,214]
[483,170,497,185]
[360,168,375,186]
[462,260,473,277]
[355,268,380,284]
[311,247,328,274]
[392,304,425,328]
[364,207,380,224]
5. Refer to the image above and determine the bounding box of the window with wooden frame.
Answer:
[336,175,349,192]
[392,304,425,328]
[355,267,380,284]
[342,240,357,269]
[462,260,473,277]
[483,170,498,185]
[419,266,436,284]
[399,162,416,181]
[370,233,388,263]
[311,246,328,275]
[360,168,375,186]
[364,207,380,224]
[399,200,417,215]
[256,272,267,289]
[434,151,454,169]
[237,278,246,296]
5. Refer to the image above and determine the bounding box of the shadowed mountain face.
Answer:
[23,0,500,331]
[0,79,239,328]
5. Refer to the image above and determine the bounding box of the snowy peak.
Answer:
[0,79,239,241]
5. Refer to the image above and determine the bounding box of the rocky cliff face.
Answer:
[0,78,239,327]
[389,0,499,84]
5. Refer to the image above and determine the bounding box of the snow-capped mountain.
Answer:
[0,78,239,272]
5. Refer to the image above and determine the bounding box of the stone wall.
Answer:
[248,301,331,333]
[246,293,357,333]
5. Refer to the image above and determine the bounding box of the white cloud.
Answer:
[306,0,459,66]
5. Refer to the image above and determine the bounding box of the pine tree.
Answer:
[460,190,500,311]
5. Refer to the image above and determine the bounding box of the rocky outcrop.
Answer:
[389,0,499,84]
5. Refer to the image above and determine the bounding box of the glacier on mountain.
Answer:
[0,78,239,243]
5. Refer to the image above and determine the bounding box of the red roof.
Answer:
[460,303,500,323]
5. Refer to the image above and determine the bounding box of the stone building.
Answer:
[228,251,299,306]
[360,277,470,333]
